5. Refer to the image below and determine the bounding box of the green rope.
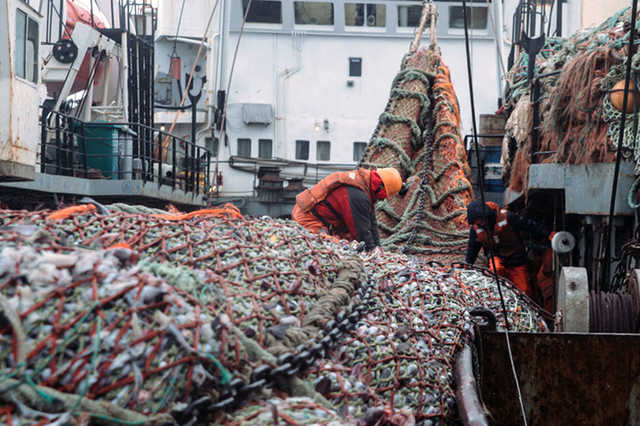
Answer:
[378,113,424,151]
[69,316,102,417]
[369,137,415,174]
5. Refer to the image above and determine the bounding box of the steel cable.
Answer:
[462,0,528,424]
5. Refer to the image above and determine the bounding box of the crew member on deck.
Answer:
[292,168,403,251]
[465,200,552,297]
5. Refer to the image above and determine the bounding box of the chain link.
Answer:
[172,277,378,423]
[404,111,435,254]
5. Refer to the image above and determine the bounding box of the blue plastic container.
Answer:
[482,146,503,193]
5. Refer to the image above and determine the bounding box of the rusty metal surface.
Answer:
[478,332,640,425]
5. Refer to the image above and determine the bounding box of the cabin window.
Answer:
[345,3,386,27]
[259,139,273,159]
[317,141,331,161]
[237,138,252,157]
[398,5,423,27]
[353,142,367,162]
[449,6,488,30]
[15,9,39,83]
[206,137,218,157]
[296,140,309,160]
[294,2,334,25]
[349,58,362,77]
[242,0,282,24]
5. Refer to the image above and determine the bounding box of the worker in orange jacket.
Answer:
[292,167,403,251]
[465,200,552,297]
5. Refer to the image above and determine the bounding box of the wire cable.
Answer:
[214,0,254,196]
[48,0,74,40]
[603,0,639,291]
[160,0,220,161]
[172,0,187,52]
[485,0,512,87]
[74,51,102,119]
[461,1,528,424]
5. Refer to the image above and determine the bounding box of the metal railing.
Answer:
[464,133,557,164]
[40,110,211,195]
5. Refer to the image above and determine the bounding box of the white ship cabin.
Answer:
[153,0,516,207]
[0,0,42,181]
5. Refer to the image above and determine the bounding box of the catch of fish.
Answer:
[0,205,546,425]
[0,28,545,426]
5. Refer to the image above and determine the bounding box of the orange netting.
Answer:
[0,205,546,425]
[502,7,635,192]
[361,47,473,260]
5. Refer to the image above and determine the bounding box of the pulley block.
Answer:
[53,39,78,64]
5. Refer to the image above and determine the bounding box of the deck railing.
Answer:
[40,110,211,196]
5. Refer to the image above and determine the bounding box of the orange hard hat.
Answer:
[376,167,402,198]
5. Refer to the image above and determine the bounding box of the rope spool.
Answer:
[589,290,638,333]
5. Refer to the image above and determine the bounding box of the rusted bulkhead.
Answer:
[474,332,640,425]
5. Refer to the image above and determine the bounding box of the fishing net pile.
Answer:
[360,47,473,260]
[501,6,640,193]
[0,204,547,424]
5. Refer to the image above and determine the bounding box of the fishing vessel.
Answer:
[0,0,583,214]
[2,1,640,425]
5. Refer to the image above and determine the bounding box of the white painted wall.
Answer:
[0,0,41,179]
[581,0,629,28]
[156,0,213,39]
[203,0,500,197]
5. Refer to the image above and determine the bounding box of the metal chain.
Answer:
[172,277,377,423]
[403,112,435,254]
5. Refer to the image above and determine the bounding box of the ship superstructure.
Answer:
[1,0,582,214]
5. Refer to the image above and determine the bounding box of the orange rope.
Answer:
[151,203,243,221]
[107,242,132,250]
[46,204,96,221]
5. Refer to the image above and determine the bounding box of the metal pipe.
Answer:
[556,0,563,37]
[111,0,115,28]
[455,343,489,426]
[40,112,47,174]
[494,0,505,101]
[530,79,540,164]
[212,0,227,197]
[158,131,163,188]
[172,135,177,189]
[121,32,129,122]
[462,1,527,424]
[59,0,64,40]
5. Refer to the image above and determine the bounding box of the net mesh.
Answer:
[361,48,473,260]
[0,19,551,426]
[0,206,546,424]
[502,6,640,192]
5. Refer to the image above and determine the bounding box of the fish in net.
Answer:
[0,205,547,424]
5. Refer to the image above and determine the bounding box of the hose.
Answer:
[628,175,640,208]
